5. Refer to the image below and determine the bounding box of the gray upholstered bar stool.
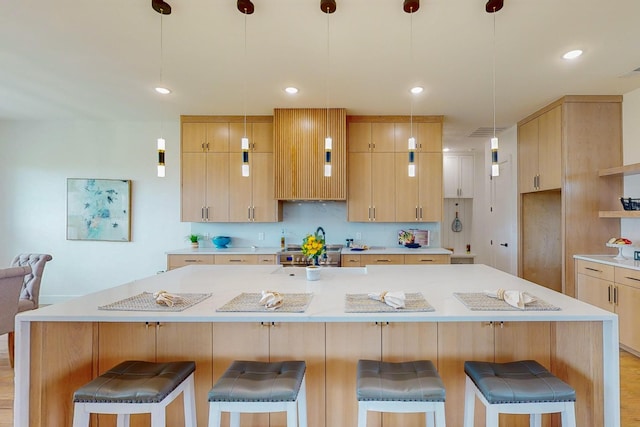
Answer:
[356,360,446,427]
[72,360,196,427]
[463,360,576,427]
[208,360,307,427]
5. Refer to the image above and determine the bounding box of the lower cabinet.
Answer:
[167,254,215,270]
[576,259,640,354]
[167,254,276,270]
[97,322,213,427]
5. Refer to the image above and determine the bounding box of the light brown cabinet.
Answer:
[518,96,622,297]
[577,259,640,354]
[341,253,450,267]
[167,254,215,270]
[347,116,443,223]
[181,116,281,223]
[518,105,561,193]
[167,253,275,270]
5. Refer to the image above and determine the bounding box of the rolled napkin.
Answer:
[483,288,535,309]
[368,291,406,309]
[259,290,284,310]
[153,290,183,307]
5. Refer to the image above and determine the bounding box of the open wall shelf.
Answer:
[599,162,640,218]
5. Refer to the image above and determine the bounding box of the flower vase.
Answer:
[306,265,321,281]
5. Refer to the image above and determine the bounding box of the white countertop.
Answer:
[574,254,640,271]
[167,247,281,255]
[18,264,615,323]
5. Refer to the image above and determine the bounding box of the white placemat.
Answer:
[345,292,435,313]
[216,293,313,313]
[453,292,561,311]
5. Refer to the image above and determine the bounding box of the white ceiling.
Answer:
[1,0,639,150]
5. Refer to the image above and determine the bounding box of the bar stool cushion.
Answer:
[73,360,196,404]
[208,360,306,402]
[464,360,576,404]
[357,360,445,402]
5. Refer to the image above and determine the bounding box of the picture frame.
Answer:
[66,178,132,241]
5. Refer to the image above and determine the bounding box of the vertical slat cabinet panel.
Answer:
[326,323,381,427]
[269,323,325,427]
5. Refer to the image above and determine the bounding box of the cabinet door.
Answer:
[182,122,208,153]
[206,153,230,222]
[371,153,395,221]
[418,152,443,221]
[229,151,253,222]
[347,153,373,221]
[458,155,474,198]
[156,323,213,427]
[214,254,258,265]
[576,274,614,312]
[518,118,539,193]
[360,254,404,265]
[270,323,326,427]
[417,122,443,152]
[537,106,562,191]
[382,323,439,427]
[348,122,372,153]
[371,122,395,152]
[98,322,156,427]
[167,254,215,270]
[616,284,640,351]
[181,153,207,222]
[213,323,269,427]
[395,152,419,221]
[404,254,450,264]
[443,155,459,198]
[438,322,494,427]
[341,254,362,267]
[326,323,381,427]
[251,153,279,222]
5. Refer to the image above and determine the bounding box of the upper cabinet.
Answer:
[347,116,443,222]
[181,116,282,223]
[518,105,562,193]
[273,108,347,200]
[443,154,474,198]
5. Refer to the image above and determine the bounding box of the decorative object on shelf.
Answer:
[620,197,640,210]
[606,237,633,260]
[487,0,502,177]
[187,234,201,248]
[67,179,131,242]
[306,265,321,281]
[302,231,326,266]
[212,236,231,248]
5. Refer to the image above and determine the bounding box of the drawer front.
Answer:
[360,254,404,265]
[257,255,276,265]
[615,266,640,290]
[341,255,361,267]
[167,254,215,270]
[404,254,451,265]
[215,255,258,265]
[575,259,614,281]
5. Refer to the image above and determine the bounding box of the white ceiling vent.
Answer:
[618,66,640,78]
[468,127,507,138]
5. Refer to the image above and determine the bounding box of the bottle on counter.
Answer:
[281,229,286,249]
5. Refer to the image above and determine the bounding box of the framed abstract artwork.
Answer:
[67,178,132,241]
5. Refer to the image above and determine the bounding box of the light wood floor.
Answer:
[0,335,639,426]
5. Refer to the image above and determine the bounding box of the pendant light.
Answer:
[239,2,254,177]
[322,1,335,177]
[405,1,418,177]
[488,1,501,177]
[153,1,171,178]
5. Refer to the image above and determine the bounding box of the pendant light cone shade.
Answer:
[237,0,254,14]
[321,0,336,13]
[403,0,419,13]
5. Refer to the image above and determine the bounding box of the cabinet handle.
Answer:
[372,207,376,221]
[376,259,391,263]
[201,207,205,221]
[205,207,210,221]
[228,259,244,263]
[585,267,602,273]
[374,321,389,326]
[252,207,256,221]
[260,321,276,327]
[420,259,435,262]
[419,207,423,220]
[608,285,612,303]
[625,276,640,282]
[614,286,618,305]
[184,259,200,263]
[206,142,210,151]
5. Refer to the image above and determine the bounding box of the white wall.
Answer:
[621,87,640,246]
[0,120,441,302]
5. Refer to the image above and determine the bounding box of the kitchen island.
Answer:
[15,264,618,427]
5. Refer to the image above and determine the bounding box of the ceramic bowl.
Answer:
[212,236,231,248]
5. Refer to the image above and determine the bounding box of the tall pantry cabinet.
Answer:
[517,96,622,297]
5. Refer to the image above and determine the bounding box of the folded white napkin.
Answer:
[368,291,406,309]
[483,289,535,309]
[153,290,183,307]
[259,290,284,310]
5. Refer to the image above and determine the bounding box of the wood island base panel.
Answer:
[15,264,619,427]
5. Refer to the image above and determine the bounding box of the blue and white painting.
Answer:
[67,179,131,241]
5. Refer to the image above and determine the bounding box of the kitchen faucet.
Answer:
[316,227,327,260]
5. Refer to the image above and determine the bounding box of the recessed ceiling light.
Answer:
[285,87,299,94]
[410,86,424,94]
[155,86,171,95]
[442,147,450,152]
[562,49,583,60]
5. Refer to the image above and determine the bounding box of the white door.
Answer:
[489,155,516,275]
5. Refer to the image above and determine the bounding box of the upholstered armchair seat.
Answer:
[11,253,53,312]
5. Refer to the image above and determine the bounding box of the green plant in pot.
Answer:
[187,234,201,248]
